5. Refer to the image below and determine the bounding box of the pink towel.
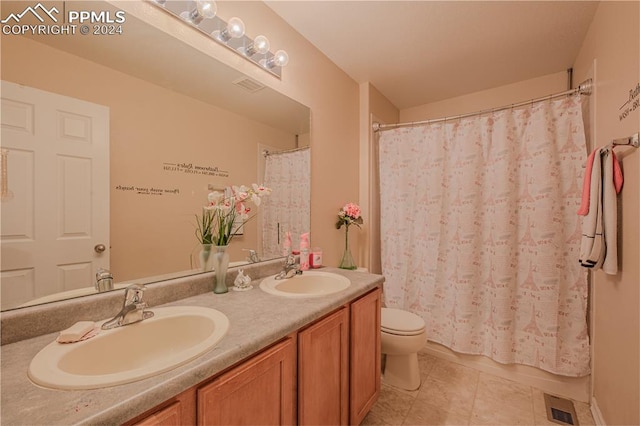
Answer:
[612,150,623,193]
[577,147,623,216]
[577,149,597,215]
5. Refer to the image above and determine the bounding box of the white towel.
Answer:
[579,147,619,274]
[601,149,618,274]
[579,148,603,266]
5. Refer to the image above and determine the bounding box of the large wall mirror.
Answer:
[0,1,311,311]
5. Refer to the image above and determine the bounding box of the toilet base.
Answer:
[382,352,421,391]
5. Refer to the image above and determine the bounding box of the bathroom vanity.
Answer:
[0,264,382,425]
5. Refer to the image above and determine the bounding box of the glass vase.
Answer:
[199,244,215,271]
[338,226,357,270]
[212,245,230,294]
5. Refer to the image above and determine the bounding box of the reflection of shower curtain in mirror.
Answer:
[261,148,310,258]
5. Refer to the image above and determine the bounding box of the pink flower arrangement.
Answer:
[196,184,272,246]
[336,202,364,230]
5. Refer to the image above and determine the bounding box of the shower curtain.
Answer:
[378,95,589,376]
[261,148,310,259]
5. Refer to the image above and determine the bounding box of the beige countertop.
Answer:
[0,267,383,425]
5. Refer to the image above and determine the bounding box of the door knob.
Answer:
[94,244,106,253]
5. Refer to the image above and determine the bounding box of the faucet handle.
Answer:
[95,268,114,292]
[124,284,146,305]
[96,268,112,281]
[243,249,260,263]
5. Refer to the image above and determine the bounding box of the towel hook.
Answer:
[612,133,639,148]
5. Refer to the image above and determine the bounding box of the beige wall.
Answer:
[113,1,360,267]
[573,2,640,424]
[359,83,399,273]
[401,71,568,121]
[2,35,296,281]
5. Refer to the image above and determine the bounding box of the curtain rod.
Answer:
[373,79,593,132]
[262,146,309,157]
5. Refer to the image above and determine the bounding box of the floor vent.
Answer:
[232,77,265,93]
[544,393,579,425]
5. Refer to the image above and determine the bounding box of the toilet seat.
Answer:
[381,308,425,336]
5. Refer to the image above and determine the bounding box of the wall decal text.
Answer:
[619,82,639,122]
[162,161,229,178]
[115,185,180,196]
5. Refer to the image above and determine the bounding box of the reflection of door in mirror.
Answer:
[0,81,110,310]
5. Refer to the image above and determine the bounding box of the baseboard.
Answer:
[590,396,606,425]
[424,341,591,403]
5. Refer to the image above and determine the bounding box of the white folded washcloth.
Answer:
[57,321,97,343]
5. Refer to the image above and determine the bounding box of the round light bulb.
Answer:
[253,35,270,55]
[227,17,245,38]
[273,50,289,67]
[196,0,217,19]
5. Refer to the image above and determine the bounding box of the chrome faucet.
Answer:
[95,268,114,292]
[101,284,154,330]
[275,254,303,280]
[244,249,260,263]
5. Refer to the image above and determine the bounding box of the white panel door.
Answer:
[1,81,109,309]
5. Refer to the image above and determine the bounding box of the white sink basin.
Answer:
[260,271,351,298]
[28,306,229,390]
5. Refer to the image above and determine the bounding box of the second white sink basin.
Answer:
[28,306,229,390]
[260,271,351,298]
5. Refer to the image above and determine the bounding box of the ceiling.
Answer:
[266,1,599,110]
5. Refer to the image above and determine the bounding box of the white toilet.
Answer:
[380,307,427,391]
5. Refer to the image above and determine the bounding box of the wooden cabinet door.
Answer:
[298,307,349,425]
[133,401,182,426]
[197,336,296,426]
[349,288,381,425]
[126,388,196,426]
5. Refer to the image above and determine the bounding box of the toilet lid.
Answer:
[381,308,425,335]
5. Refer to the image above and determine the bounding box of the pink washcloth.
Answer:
[56,321,98,343]
[577,149,597,215]
[577,147,623,216]
[611,150,623,193]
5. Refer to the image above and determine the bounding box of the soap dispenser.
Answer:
[299,233,310,270]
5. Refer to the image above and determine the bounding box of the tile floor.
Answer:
[362,350,595,425]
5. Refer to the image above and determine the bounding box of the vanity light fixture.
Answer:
[149,0,289,79]
[263,49,289,69]
[214,17,245,42]
[242,35,270,57]
[180,0,217,25]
